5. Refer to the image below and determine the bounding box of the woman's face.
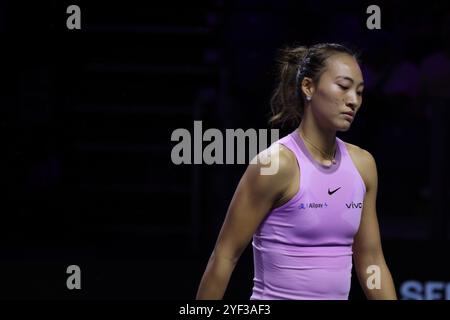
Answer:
[308,53,364,132]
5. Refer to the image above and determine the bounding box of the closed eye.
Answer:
[338,84,363,97]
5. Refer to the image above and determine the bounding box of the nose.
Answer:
[345,100,356,110]
[345,91,359,110]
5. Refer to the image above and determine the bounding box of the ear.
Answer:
[300,77,315,99]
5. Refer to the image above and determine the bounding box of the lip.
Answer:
[342,112,354,120]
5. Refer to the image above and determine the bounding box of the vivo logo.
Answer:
[345,201,363,209]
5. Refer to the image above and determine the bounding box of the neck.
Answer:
[297,122,337,160]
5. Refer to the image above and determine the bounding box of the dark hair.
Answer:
[269,43,361,127]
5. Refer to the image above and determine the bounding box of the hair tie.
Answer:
[297,54,310,79]
[296,53,311,98]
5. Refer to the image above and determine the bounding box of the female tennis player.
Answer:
[196,43,397,300]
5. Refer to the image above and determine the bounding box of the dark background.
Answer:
[1,0,450,300]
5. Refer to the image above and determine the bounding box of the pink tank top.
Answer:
[250,129,366,300]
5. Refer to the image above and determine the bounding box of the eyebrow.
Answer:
[335,76,364,87]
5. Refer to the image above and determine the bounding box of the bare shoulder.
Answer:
[344,142,377,192]
[252,143,298,179]
[247,143,298,198]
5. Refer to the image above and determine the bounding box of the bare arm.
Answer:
[352,149,397,300]
[196,145,295,299]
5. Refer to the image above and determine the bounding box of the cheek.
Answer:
[317,85,341,102]
[316,87,342,110]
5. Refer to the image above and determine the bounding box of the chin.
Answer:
[337,123,352,132]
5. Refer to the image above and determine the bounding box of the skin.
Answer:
[196,53,397,300]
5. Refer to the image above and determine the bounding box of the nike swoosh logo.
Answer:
[328,187,341,195]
